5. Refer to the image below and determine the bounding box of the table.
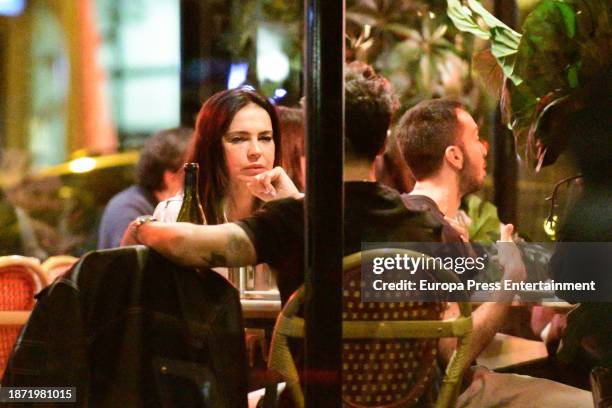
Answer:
[241,299,281,320]
[539,300,576,313]
[476,333,548,371]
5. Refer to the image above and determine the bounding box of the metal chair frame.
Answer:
[41,255,79,282]
[267,249,473,408]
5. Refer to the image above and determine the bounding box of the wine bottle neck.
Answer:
[183,169,199,197]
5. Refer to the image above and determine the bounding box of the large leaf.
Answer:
[556,1,577,38]
[513,0,579,98]
[467,0,514,31]
[447,0,522,84]
[507,0,610,167]
[528,94,572,168]
[472,48,504,99]
[447,0,491,39]
[464,194,501,243]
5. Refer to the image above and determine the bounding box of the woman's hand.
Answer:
[242,167,304,202]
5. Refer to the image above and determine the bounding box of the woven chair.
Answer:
[267,249,473,408]
[0,256,48,377]
[41,255,79,283]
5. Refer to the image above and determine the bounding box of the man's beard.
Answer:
[459,152,484,196]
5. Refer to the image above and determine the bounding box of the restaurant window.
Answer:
[179,0,303,122]
[96,0,181,148]
[29,3,68,166]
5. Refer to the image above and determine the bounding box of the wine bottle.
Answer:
[176,162,206,224]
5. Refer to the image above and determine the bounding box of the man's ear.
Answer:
[444,145,464,171]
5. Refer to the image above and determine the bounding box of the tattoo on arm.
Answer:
[197,227,252,268]
[226,231,253,262]
[200,252,227,268]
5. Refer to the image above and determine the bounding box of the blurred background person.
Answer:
[373,132,416,194]
[97,127,192,249]
[0,188,46,259]
[278,106,305,192]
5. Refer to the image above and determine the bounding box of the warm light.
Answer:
[0,0,25,16]
[257,26,290,83]
[257,51,290,83]
[543,216,558,239]
[58,186,74,199]
[273,88,287,99]
[69,157,97,173]
[227,63,249,89]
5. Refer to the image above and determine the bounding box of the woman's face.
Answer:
[222,103,275,184]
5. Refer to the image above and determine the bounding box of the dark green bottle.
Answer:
[176,163,206,225]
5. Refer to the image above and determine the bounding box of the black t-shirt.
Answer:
[402,194,478,281]
[401,194,465,244]
[236,182,447,304]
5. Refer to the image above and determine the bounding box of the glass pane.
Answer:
[119,75,180,134]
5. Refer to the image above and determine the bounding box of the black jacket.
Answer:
[2,246,248,408]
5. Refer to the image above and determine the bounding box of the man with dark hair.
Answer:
[98,127,192,249]
[395,99,592,407]
[344,61,400,160]
[397,98,487,239]
[0,189,46,258]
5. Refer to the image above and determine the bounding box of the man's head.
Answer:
[345,62,399,161]
[137,127,193,198]
[396,98,487,195]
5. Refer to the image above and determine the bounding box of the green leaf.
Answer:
[491,27,521,52]
[467,0,516,32]
[384,23,421,40]
[447,0,522,84]
[446,0,491,39]
[346,10,379,27]
[498,54,521,85]
[472,48,504,99]
[556,1,576,39]
[431,24,449,42]
[513,0,580,96]
[567,63,579,88]
[463,194,501,243]
[387,39,422,67]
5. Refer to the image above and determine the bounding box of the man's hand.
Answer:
[494,224,527,283]
[121,216,156,246]
[121,219,142,246]
[242,167,303,202]
[122,219,257,268]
